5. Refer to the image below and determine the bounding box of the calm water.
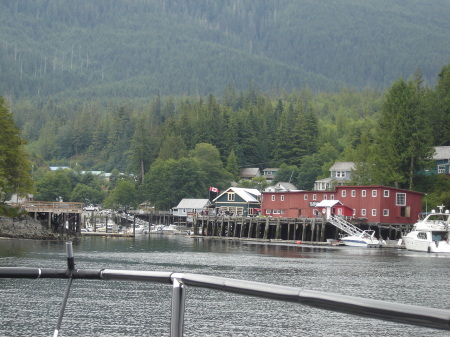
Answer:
[1,235,450,337]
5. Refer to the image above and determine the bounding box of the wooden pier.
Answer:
[193,216,411,242]
[21,201,83,233]
[193,216,328,241]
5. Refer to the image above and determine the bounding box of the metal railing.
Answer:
[329,214,364,236]
[0,242,449,336]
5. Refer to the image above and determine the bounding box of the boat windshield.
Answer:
[426,214,450,222]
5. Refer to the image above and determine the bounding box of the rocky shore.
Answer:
[0,216,72,240]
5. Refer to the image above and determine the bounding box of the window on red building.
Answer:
[342,190,346,197]
[372,209,377,216]
[396,193,406,206]
[271,195,275,201]
[362,190,366,197]
[384,190,389,197]
[372,190,377,197]
[361,209,366,216]
[383,209,389,216]
[281,195,284,201]
[351,190,356,197]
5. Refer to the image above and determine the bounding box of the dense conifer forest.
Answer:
[1,0,450,210]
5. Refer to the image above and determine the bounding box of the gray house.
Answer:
[314,162,355,191]
[172,199,211,219]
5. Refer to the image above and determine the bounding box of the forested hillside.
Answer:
[2,0,450,210]
[1,0,450,101]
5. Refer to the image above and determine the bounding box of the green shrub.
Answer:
[0,204,29,218]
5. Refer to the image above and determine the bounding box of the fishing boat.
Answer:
[402,205,450,253]
[340,230,380,247]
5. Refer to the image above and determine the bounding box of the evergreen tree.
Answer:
[0,97,34,199]
[430,62,450,145]
[225,150,239,180]
[373,77,433,189]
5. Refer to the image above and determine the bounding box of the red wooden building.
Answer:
[261,185,424,225]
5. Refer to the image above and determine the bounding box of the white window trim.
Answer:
[271,195,275,201]
[372,209,377,216]
[361,209,366,216]
[341,190,346,197]
[351,190,356,197]
[362,190,367,197]
[384,190,389,197]
[372,190,377,197]
[383,209,389,216]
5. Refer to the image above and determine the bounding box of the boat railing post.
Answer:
[53,241,75,337]
[170,273,186,337]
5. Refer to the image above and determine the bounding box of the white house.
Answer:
[265,182,298,192]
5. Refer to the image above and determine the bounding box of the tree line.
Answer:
[1,61,449,211]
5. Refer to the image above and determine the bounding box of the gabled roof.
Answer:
[214,187,261,203]
[263,168,279,172]
[329,162,355,171]
[173,198,211,209]
[239,168,261,178]
[266,182,298,191]
[433,146,450,160]
[314,177,334,183]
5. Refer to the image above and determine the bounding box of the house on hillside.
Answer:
[213,187,261,216]
[433,146,450,174]
[262,168,279,182]
[314,161,355,191]
[5,193,34,205]
[265,182,298,192]
[239,168,261,181]
[261,185,423,225]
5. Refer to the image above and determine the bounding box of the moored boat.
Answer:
[340,230,380,247]
[402,205,450,253]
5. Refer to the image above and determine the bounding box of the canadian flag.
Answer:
[209,187,219,193]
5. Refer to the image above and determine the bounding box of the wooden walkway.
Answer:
[20,201,83,214]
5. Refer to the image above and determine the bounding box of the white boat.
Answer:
[340,230,380,247]
[402,206,450,253]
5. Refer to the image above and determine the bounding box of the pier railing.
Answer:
[0,242,449,336]
[20,201,83,213]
